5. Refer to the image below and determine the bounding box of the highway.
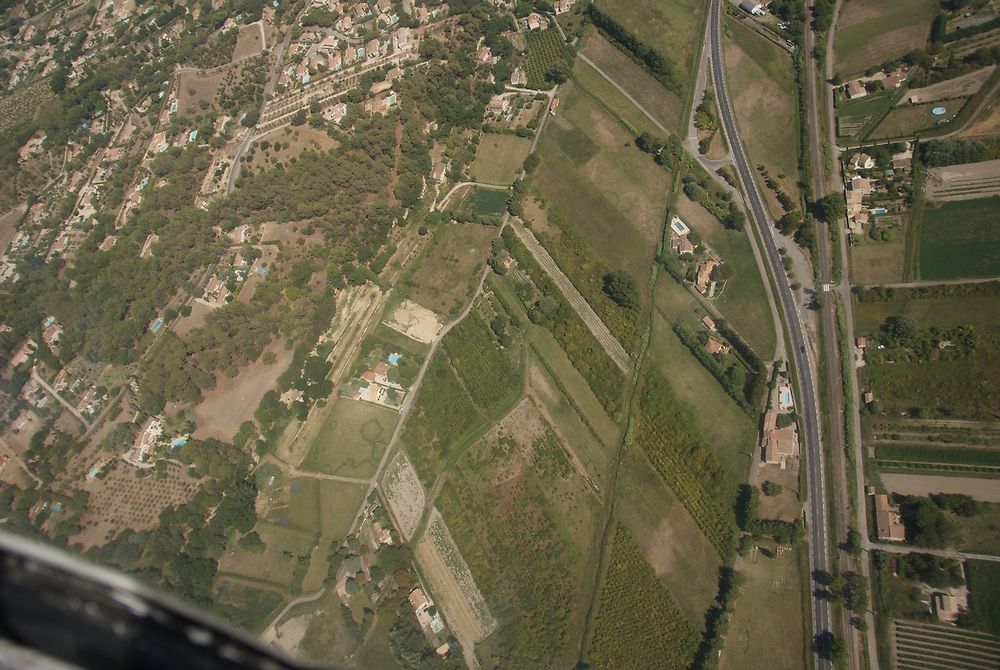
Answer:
[707,1,832,666]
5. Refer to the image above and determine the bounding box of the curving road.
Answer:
[707,1,832,666]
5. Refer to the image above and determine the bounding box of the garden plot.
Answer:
[381,450,426,541]
[904,66,996,105]
[414,508,496,668]
[383,298,443,344]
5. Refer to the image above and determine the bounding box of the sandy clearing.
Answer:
[234,21,266,62]
[415,509,495,669]
[193,338,294,441]
[383,299,442,344]
[261,611,310,656]
[904,66,996,105]
[880,473,1000,502]
[925,158,1000,202]
[381,450,426,541]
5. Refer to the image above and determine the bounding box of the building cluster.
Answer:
[761,366,799,467]
[667,216,730,297]
[842,68,908,101]
[842,144,913,236]
[343,352,408,410]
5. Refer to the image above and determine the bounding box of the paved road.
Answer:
[508,219,632,372]
[30,368,90,428]
[708,1,832,667]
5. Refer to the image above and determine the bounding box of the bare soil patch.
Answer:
[248,126,338,171]
[234,21,266,61]
[381,450,427,540]
[905,66,996,104]
[193,338,294,441]
[880,472,1000,502]
[177,70,227,116]
[925,158,1000,202]
[172,300,212,338]
[404,222,497,319]
[382,299,443,344]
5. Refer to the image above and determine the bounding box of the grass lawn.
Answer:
[850,226,909,285]
[966,560,1000,636]
[722,17,801,219]
[529,79,671,353]
[593,0,706,113]
[469,135,533,185]
[576,32,682,135]
[852,287,1000,335]
[456,186,509,215]
[651,277,758,494]
[720,544,807,670]
[872,98,970,139]
[526,28,566,90]
[955,503,1000,555]
[918,197,1000,280]
[402,221,498,318]
[318,479,367,539]
[213,577,287,633]
[299,399,398,479]
[617,446,723,626]
[218,521,316,589]
[833,0,939,78]
[675,196,777,358]
[288,478,321,532]
[437,398,602,668]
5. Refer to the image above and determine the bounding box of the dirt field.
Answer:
[415,509,496,669]
[723,18,801,219]
[73,460,199,549]
[833,0,939,77]
[925,158,1000,202]
[234,21,266,62]
[403,222,496,318]
[177,70,227,116]
[905,66,996,104]
[192,338,294,441]
[468,134,532,185]
[382,298,442,344]
[172,300,212,337]
[381,451,426,541]
[959,93,1000,137]
[879,473,1000,502]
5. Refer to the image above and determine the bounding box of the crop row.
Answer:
[525,29,566,90]
[875,444,1000,467]
[588,526,699,670]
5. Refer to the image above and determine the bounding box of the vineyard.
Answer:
[443,311,520,411]
[588,526,699,669]
[526,28,566,89]
[875,443,1000,473]
[634,371,737,557]
[893,619,1000,670]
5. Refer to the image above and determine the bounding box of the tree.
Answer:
[815,193,846,222]
[884,315,918,343]
[602,270,639,309]
[712,263,734,281]
[544,60,570,84]
[291,109,307,126]
[762,481,783,496]
[845,528,862,557]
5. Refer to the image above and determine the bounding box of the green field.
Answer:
[966,560,1000,636]
[587,525,699,670]
[852,284,1000,334]
[531,79,671,354]
[300,399,398,479]
[457,186,510,215]
[956,503,1000,555]
[213,578,288,633]
[469,134,533,185]
[438,400,601,668]
[218,521,315,589]
[833,0,939,78]
[918,197,1000,280]
[634,369,738,558]
[872,98,969,139]
[526,28,566,90]
[594,0,706,112]
[836,90,899,140]
[442,311,521,410]
[875,444,1000,468]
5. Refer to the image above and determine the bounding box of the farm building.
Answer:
[873,494,905,541]
[762,410,799,467]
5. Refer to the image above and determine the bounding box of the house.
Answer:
[845,80,867,100]
[874,494,906,541]
[280,389,304,406]
[670,235,694,255]
[856,337,867,348]
[488,94,510,116]
[366,37,381,59]
[738,1,766,15]
[704,337,730,355]
[848,152,876,171]
[554,0,575,14]
[932,593,962,623]
[364,90,398,114]
[702,316,718,332]
[393,27,414,52]
[526,12,544,30]
[695,260,718,293]
[477,45,494,63]
[762,410,799,466]
[324,102,349,124]
[409,588,430,612]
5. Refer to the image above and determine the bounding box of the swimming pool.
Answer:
[387,352,401,365]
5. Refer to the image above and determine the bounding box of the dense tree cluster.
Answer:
[588,6,680,93]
